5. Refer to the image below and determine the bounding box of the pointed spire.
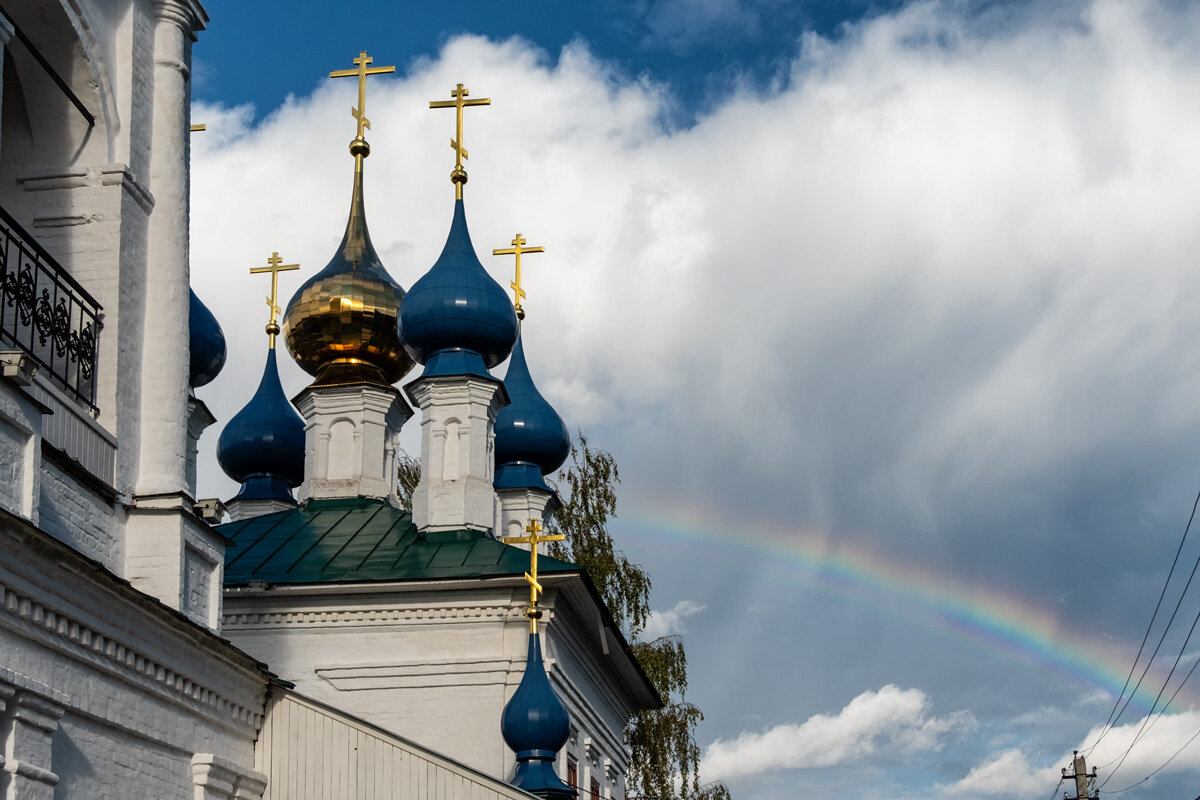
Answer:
[281,50,412,388]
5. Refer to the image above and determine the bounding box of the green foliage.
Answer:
[546,433,650,638]
[396,448,421,511]
[548,433,730,800]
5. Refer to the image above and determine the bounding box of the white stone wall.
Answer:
[223,577,641,797]
[294,383,411,503]
[38,456,119,573]
[408,377,506,533]
[0,514,267,799]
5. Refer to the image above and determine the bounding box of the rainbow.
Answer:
[625,501,1200,713]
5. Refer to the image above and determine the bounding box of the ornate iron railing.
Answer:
[0,205,101,412]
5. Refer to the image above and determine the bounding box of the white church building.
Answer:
[0,1,659,797]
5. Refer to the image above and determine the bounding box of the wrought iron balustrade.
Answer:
[0,205,101,412]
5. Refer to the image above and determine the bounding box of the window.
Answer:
[567,759,577,790]
[590,777,601,799]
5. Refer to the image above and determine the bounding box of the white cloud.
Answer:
[702,686,973,780]
[945,711,1200,798]
[643,600,706,639]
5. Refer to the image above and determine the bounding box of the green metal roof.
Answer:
[220,497,578,586]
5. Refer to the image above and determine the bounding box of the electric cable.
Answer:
[1098,599,1200,789]
[1089,484,1200,762]
[1083,486,1200,756]
[1103,720,1200,793]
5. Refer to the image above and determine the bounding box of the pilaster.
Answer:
[135,0,205,497]
[0,690,64,800]
[293,383,411,502]
[191,754,266,800]
[406,375,508,533]
[0,10,13,161]
[124,495,226,631]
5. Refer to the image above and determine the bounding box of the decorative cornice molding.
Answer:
[0,578,261,733]
[223,602,522,629]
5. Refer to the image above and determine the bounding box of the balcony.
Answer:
[0,204,101,413]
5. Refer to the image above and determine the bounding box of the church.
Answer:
[0,1,658,797]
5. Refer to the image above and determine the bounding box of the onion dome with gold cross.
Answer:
[188,288,226,388]
[281,51,412,388]
[399,83,517,379]
[217,252,307,503]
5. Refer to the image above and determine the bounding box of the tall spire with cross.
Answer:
[493,233,544,321]
[217,250,306,518]
[429,83,491,199]
[281,49,412,389]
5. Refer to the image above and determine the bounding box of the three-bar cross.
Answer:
[330,51,395,143]
[503,518,565,633]
[249,251,300,348]
[493,234,544,320]
[429,83,490,197]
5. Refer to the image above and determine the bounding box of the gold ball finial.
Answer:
[349,137,371,158]
[265,321,281,337]
[451,166,468,186]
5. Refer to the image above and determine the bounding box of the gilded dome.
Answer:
[282,159,413,386]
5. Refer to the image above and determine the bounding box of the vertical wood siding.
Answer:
[257,688,533,800]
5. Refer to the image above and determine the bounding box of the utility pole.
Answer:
[1062,751,1098,800]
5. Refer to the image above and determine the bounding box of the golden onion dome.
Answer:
[282,153,414,387]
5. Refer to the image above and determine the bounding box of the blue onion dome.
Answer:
[399,199,519,379]
[494,331,570,492]
[282,158,413,387]
[501,633,574,799]
[189,289,226,388]
[217,349,306,502]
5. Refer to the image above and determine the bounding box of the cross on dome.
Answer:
[504,518,565,633]
[330,50,395,155]
[429,83,490,198]
[493,233,544,320]
[249,251,299,348]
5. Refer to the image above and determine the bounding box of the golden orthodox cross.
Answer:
[429,83,490,197]
[503,518,565,633]
[249,251,300,348]
[493,234,544,320]
[330,51,395,143]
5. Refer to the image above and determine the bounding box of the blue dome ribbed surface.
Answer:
[399,199,518,378]
[494,332,569,492]
[189,289,227,388]
[217,349,305,496]
[501,632,574,799]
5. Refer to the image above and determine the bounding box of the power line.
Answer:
[1099,600,1200,789]
[1089,484,1200,762]
[1104,719,1200,793]
[1084,487,1200,756]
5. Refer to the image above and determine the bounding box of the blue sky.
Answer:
[196,0,909,125]
[190,2,1200,798]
